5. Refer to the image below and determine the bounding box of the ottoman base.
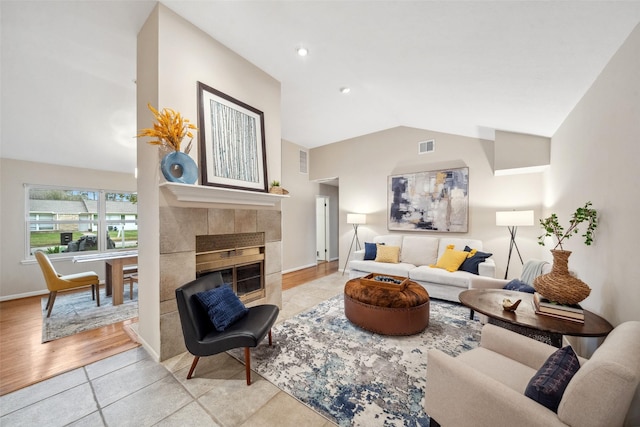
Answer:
[344,293,430,336]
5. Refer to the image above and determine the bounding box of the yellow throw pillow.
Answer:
[375,244,401,263]
[430,244,470,272]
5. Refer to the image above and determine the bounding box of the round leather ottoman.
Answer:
[344,275,430,336]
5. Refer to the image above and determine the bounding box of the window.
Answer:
[26,186,138,258]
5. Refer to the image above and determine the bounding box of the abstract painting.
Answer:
[388,167,469,232]
[198,81,268,192]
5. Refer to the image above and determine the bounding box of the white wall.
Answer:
[546,23,640,327]
[310,126,545,279]
[0,158,136,299]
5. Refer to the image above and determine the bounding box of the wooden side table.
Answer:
[459,289,613,347]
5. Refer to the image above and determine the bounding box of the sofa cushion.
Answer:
[459,246,493,275]
[400,235,439,266]
[525,346,580,413]
[364,242,379,260]
[430,245,469,272]
[410,266,474,288]
[373,235,404,248]
[457,347,538,394]
[195,285,248,331]
[375,245,401,263]
[349,260,416,277]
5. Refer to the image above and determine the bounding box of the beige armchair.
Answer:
[35,251,100,317]
[425,321,640,427]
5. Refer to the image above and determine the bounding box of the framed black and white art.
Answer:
[197,81,268,192]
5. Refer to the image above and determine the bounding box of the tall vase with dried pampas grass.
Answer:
[136,104,199,184]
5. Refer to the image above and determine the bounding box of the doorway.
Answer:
[316,196,330,262]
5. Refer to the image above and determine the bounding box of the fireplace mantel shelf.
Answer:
[160,182,288,207]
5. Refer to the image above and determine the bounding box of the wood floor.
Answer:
[0,260,338,396]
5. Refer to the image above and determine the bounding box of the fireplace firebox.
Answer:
[195,232,265,303]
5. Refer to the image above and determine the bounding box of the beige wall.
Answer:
[137,4,282,360]
[281,140,340,272]
[494,130,550,173]
[310,126,545,279]
[0,158,136,299]
[281,139,319,272]
[546,24,640,328]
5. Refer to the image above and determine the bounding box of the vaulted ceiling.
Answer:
[2,1,639,174]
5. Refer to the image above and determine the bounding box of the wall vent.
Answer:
[418,139,435,154]
[299,150,308,174]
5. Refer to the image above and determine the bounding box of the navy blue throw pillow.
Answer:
[459,246,493,275]
[525,346,580,412]
[195,285,248,331]
[364,242,382,260]
[504,278,536,293]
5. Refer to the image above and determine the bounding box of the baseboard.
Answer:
[0,289,49,302]
[282,263,318,275]
[130,324,161,363]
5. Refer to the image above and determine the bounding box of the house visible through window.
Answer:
[26,186,138,258]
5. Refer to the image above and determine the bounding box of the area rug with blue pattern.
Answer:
[41,285,138,343]
[230,293,482,426]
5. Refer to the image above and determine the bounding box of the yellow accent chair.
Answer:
[35,251,100,317]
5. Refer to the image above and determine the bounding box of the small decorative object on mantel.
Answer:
[269,180,289,195]
[136,103,199,184]
[534,202,598,305]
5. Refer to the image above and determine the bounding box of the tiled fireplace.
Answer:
[158,206,282,360]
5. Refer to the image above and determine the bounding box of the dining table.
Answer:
[73,250,138,305]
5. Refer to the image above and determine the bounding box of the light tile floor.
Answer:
[0,273,345,427]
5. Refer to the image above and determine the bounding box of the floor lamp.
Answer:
[342,213,366,276]
[496,210,534,279]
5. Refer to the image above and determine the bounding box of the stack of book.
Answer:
[533,292,584,323]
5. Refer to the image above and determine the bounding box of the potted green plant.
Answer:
[537,201,598,250]
[534,202,598,305]
[269,180,289,195]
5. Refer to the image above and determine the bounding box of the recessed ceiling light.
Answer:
[296,47,308,57]
[340,87,351,94]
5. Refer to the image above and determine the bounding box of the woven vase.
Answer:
[533,250,591,305]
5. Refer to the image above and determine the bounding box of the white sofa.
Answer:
[348,235,496,302]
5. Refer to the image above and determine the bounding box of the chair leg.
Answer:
[470,309,474,320]
[46,291,57,318]
[95,284,100,307]
[268,329,273,346]
[45,292,53,311]
[187,356,200,380]
[245,347,251,385]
